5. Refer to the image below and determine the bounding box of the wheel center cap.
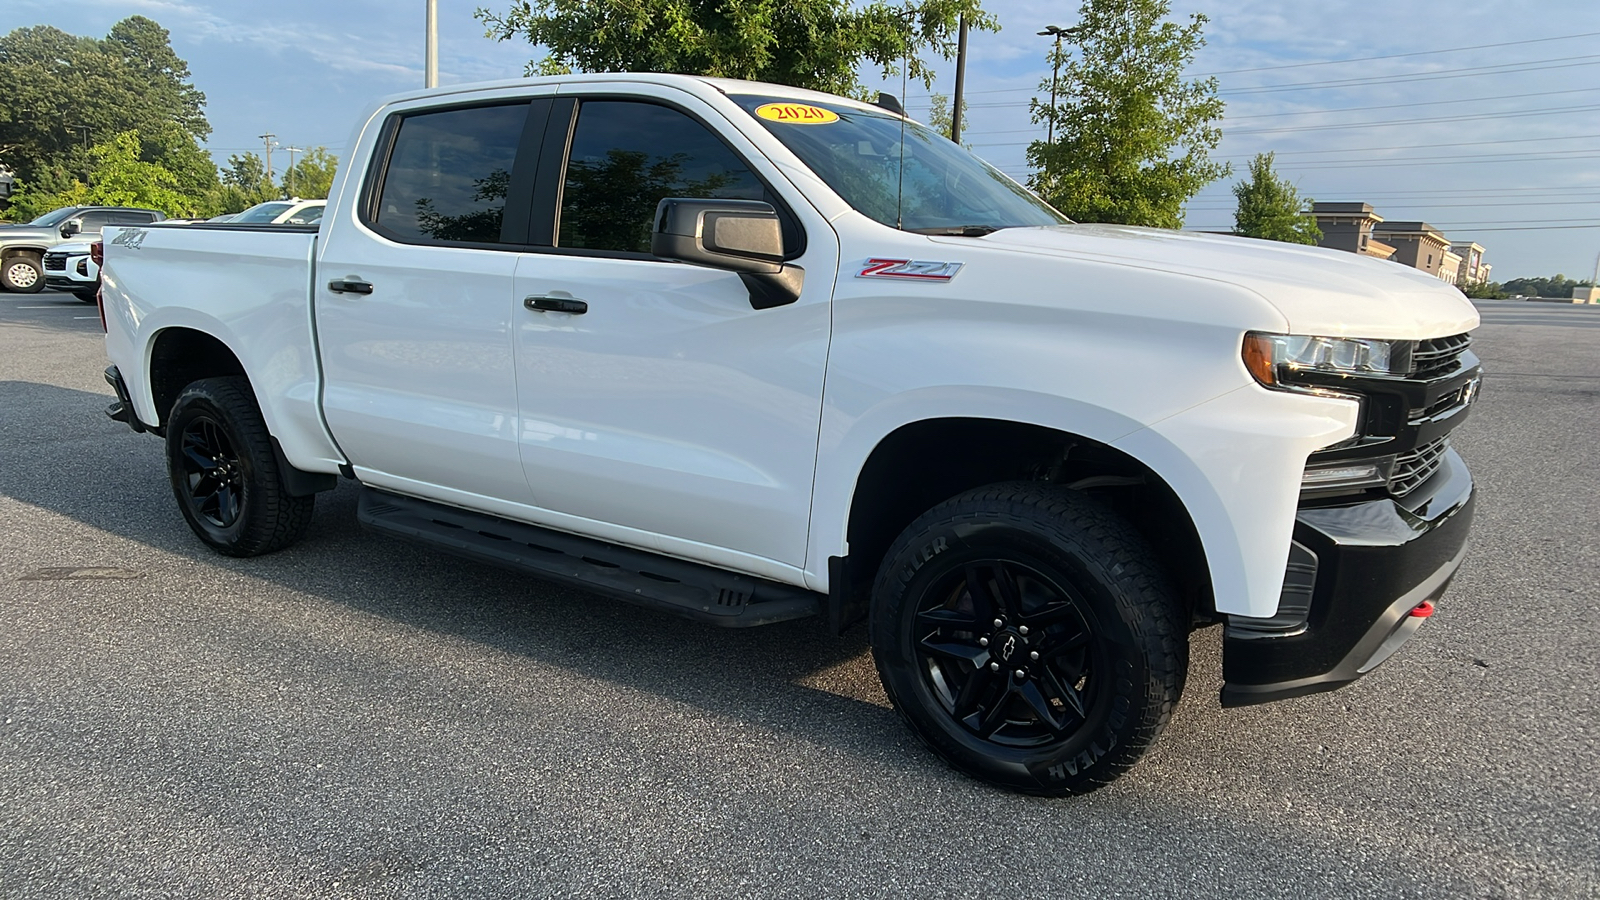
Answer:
[995,631,1021,662]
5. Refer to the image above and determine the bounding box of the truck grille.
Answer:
[1411,333,1472,379]
[43,252,68,271]
[1389,438,1449,497]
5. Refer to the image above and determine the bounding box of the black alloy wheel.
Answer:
[165,377,314,556]
[915,559,1107,748]
[177,415,245,529]
[871,482,1186,795]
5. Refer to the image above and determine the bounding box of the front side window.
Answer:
[558,101,765,254]
[731,94,1067,234]
[374,103,527,245]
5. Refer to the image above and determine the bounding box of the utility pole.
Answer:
[951,15,968,144]
[1037,25,1079,143]
[285,146,303,197]
[259,133,278,185]
[425,0,438,88]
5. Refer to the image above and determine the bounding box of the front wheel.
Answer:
[2,256,44,293]
[870,483,1186,795]
[166,376,314,556]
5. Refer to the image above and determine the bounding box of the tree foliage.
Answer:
[926,92,970,146]
[1025,0,1227,228]
[1499,274,1594,298]
[7,130,193,219]
[0,17,208,186]
[1457,280,1507,300]
[476,0,995,96]
[1231,152,1320,245]
[279,147,339,200]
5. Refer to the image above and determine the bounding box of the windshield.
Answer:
[28,207,81,227]
[231,201,294,224]
[732,95,1067,233]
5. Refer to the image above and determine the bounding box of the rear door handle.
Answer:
[524,295,587,314]
[328,278,373,295]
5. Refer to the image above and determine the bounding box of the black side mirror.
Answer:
[652,198,804,309]
[60,219,82,238]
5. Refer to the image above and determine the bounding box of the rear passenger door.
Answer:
[315,91,555,507]
[509,89,838,573]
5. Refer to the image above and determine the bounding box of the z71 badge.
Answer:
[856,259,964,281]
[109,228,149,250]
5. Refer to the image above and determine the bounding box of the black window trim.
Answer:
[358,97,549,253]
[541,92,808,262]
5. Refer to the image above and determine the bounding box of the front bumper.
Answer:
[1220,447,1473,707]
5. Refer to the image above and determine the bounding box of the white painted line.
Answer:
[73,316,99,320]
[14,305,75,309]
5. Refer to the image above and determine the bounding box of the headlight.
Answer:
[1243,333,1409,391]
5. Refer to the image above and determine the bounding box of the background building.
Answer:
[1311,202,1396,260]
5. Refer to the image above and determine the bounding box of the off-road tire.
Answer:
[870,482,1186,795]
[166,376,314,556]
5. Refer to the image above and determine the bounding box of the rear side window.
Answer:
[557,101,766,254]
[374,103,528,245]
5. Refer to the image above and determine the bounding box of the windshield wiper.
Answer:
[907,225,1004,237]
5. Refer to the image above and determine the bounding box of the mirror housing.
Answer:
[652,198,804,309]
[60,218,82,238]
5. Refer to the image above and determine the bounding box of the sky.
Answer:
[4,0,1599,281]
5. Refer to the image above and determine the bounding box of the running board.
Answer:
[357,488,822,627]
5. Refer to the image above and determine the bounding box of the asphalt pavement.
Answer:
[1,291,1596,898]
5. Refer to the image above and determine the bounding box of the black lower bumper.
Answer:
[1220,448,1474,707]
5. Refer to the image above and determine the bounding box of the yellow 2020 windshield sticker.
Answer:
[755,103,840,125]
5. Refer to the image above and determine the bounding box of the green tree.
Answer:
[1458,280,1507,300]
[926,91,970,146]
[279,147,339,200]
[1500,274,1592,298]
[1025,0,1227,228]
[476,0,995,97]
[0,17,209,189]
[7,130,191,219]
[1231,152,1320,245]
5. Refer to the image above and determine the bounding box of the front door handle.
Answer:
[328,278,373,295]
[524,295,587,314]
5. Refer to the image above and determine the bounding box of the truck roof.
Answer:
[369,72,897,120]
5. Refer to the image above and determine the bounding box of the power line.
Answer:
[1221,55,1600,95]
[1194,31,1600,76]
[1221,87,1600,121]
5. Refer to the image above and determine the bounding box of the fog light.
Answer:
[1301,457,1394,492]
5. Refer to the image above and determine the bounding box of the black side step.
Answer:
[357,488,822,627]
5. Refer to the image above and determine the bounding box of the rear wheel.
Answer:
[2,255,44,293]
[166,377,314,556]
[870,482,1186,795]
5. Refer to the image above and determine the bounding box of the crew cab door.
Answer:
[510,90,837,570]
[315,92,554,504]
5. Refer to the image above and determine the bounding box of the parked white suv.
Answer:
[41,239,99,302]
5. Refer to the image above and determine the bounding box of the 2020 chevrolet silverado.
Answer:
[97,74,1480,795]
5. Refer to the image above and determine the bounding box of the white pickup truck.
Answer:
[98,74,1480,795]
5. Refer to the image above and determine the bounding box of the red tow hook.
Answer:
[1409,600,1436,618]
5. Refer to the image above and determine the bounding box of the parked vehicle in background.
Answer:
[42,240,99,302]
[98,74,1481,796]
[227,198,325,226]
[1,206,165,292]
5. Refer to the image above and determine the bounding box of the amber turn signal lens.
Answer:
[1241,333,1277,387]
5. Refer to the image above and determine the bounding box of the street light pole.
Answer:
[951,15,969,144]
[1037,25,1078,144]
[425,0,438,89]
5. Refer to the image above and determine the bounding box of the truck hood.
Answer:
[0,227,58,242]
[953,224,1479,340]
